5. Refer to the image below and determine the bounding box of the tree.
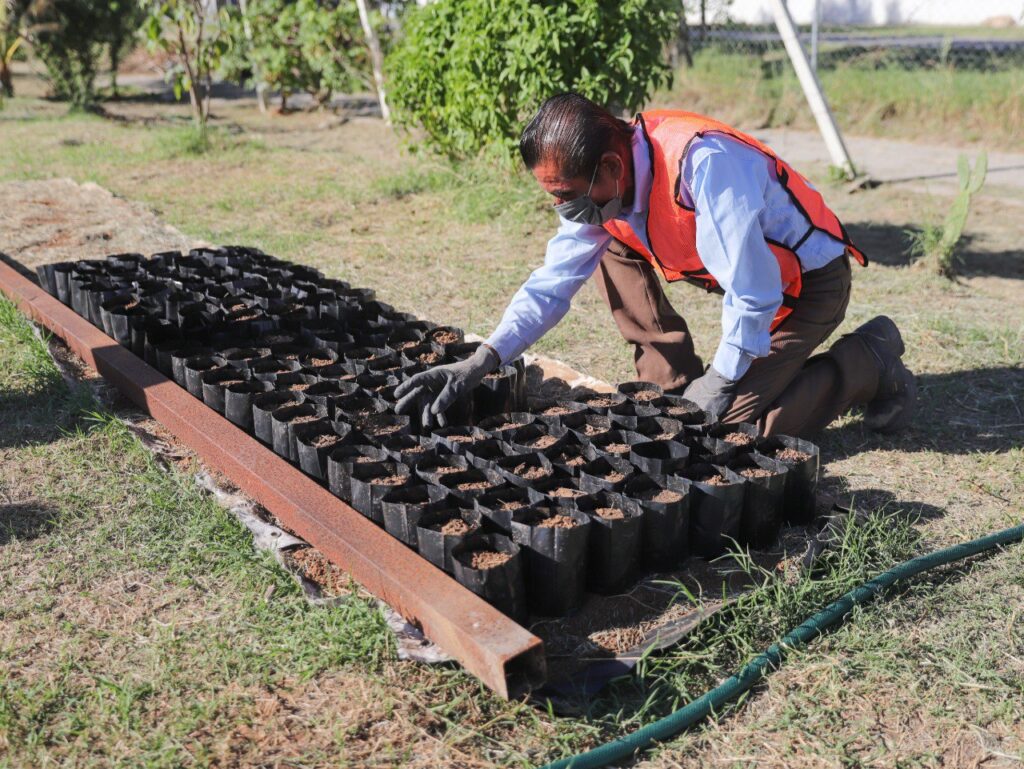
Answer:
[17,0,145,108]
[144,0,228,130]
[386,0,680,160]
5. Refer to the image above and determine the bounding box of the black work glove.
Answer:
[682,366,738,424]
[394,345,501,428]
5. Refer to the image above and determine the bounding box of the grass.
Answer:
[1,68,1023,766]
[658,49,1024,150]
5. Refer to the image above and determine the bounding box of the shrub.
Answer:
[385,0,679,160]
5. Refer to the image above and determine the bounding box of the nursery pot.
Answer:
[295,421,351,481]
[224,379,273,431]
[472,365,519,424]
[616,380,664,404]
[472,485,546,534]
[271,402,320,462]
[326,444,389,500]
[574,490,644,594]
[680,463,746,558]
[577,455,635,493]
[729,452,788,548]
[629,439,691,476]
[451,532,527,625]
[415,504,480,572]
[510,505,591,616]
[707,422,763,455]
[252,390,302,445]
[345,460,412,523]
[622,473,693,570]
[381,483,452,547]
[760,435,820,524]
[184,355,225,400]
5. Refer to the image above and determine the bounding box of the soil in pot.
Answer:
[473,365,519,423]
[184,355,225,399]
[472,485,545,533]
[680,463,745,558]
[295,421,350,481]
[426,326,464,346]
[510,505,591,616]
[572,392,627,413]
[462,438,513,470]
[633,416,686,442]
[494,452,558,487]
[450,533,527,623]
[760,435,820,524]
[271,402,320,462]
[381,482,451,547]
[729,453,787,548]
[590,429,650,459]
[654,394,706,424]
[476,412,537,436]
[578,455,634,493]
[326,444,389,499]
[252,390,302,444]
[543,442,592,475]
[347,461,413,523]
[224,380,273,430]
[414,454,471,485]
[562,412,613,438]
[617,381,664,403]
[438,467,504,503]
[201,368,250,415]
[575,490,644,594]
[429,426,487,454]
[622,474,692,570]
[416,506,479,572]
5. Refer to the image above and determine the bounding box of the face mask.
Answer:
[554,163,622,226]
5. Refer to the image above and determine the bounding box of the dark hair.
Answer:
[519,92,633,179]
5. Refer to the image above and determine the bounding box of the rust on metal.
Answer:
[0,256,546,699]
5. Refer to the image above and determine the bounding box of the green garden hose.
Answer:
[541,521,1024,769]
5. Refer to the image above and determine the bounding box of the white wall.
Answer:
[710,0,1024,26]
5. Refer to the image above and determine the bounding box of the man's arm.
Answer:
[485,219,612,364]
[683,134,782,383]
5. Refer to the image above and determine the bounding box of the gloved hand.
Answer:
[682,366,738,423]
[394,344,500,428]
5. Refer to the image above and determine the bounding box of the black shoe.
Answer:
[853,316,916,433]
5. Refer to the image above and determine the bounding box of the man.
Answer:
[395,93,915,437]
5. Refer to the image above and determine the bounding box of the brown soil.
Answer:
[640,488,683,504]
[582,396,618,408]
[494,421,528,431]
[446,434,474,443]
[602,443,631,454]
[430,330,461,344]
[311,433,342,449]
[401,445,428,455]
[394,339,419,350]
[600,471,626,483]
[217,379,244,388]
[739,466,773,479]
[306,356,334,367]
[290,413,321,425]
[122,298,139,310]
[418,351,442,364]
[652,432,676,441]
[463,550,511,570]
[631,390,661,402]
[594,507,626,520]
[541,405,572,415]
[353,455,378,463]
[288,382,312,391]
[581,424,605,436]
[431,465,463,475]
[512,463,551,480]
[537,514,578,529]
[232,312,260,321]
[547,486,584,499]
[439,518,472,536]
[722,431,755,447]
[527,435,558,449]
[455,480,492,492]
[371,474,409,486]
[366,424,404,436]
[698,473,729,486]
[497,499,526,511]
[774,447,811,463]
[483,371,508,380]
[290,547,349,597]
[666,404,699,416]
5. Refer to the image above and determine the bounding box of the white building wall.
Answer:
[708,0,1024,26]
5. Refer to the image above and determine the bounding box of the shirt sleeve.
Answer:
[683,135,783,382]
[484,219,611,364]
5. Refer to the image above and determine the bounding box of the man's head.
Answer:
[520,93,633,219]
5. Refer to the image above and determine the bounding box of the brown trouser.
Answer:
[592,240,879,437]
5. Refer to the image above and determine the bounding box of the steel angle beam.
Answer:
[0,256,546,699]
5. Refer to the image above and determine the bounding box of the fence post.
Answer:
[769,0,856,178]
[810,0,821,72]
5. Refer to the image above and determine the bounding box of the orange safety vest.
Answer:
[603,110,867,330]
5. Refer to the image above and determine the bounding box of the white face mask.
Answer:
[553,163,622,226]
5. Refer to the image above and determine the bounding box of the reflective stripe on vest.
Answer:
[602,110,867,330]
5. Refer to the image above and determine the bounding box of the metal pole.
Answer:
[810,0,821,73]
[769,0,856,178]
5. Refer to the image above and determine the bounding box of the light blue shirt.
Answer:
[485,126,846,381]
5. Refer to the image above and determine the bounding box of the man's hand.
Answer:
[394,345,501,428]
[682,366,738,423]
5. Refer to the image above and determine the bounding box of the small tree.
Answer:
[1,0,27,101]
[385,0,680,160]
[144,0,228,130]
[906,152,987,279]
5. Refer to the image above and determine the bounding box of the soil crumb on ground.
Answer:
[291,547,350,596]
[463,550,511,570]
[537,514,578,529]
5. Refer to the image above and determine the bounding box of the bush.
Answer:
[385,0,679,160]
[20,0,146,108]
[221,0,372,110]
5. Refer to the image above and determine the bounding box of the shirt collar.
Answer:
[621,121,651,217]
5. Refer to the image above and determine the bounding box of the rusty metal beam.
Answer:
[0,256,546,699]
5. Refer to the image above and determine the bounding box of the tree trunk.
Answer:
[237,0,267,113]
[354,0,390,124]
[678,1,693,67]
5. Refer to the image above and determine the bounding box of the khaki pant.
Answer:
[592,240,879,437]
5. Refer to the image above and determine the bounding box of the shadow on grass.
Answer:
[820,365,1024,460]
[845,222,1024,279]
[0,500,60,546]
